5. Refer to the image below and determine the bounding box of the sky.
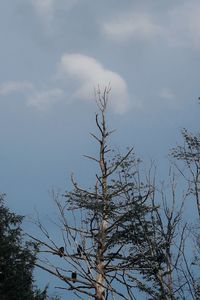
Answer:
[0,0,200,297]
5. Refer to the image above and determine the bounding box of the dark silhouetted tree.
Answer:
[0,193,58,300]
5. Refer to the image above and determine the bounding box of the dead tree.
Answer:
[30,87,156,299]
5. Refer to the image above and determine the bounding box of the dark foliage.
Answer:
[0,194,51,300]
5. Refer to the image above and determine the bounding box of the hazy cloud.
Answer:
[30,0,54,30]
[102,12,163,42]
[27,88,64,111]
[0,80,63,111]
[31,0,54,15]
[30,0,78,31]
[31,0,77,15]
[159,88,175,102]
[58,53,130,114]
[0,81,33,95]
[102,1,200,49]
[168,1,200,48]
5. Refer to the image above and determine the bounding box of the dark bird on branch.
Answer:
[71,271,77,283]
[53,246,65,257]
[77,244,83,257]
[59,246,65,257]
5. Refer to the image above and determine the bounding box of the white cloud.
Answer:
[27,88,64,111]
[0,80,63,111]
[0,55,130,114]
[102,1,200,49]
[58,53,130,114]
[0,81,33,95]
[102,13,162,42]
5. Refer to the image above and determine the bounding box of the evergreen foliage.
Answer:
[0,193,55,300]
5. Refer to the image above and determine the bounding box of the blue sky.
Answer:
[0,0,200,297]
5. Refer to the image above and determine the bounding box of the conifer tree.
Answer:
[0,193,57,300]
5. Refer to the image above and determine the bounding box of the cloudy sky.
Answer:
[0,0,200,295]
